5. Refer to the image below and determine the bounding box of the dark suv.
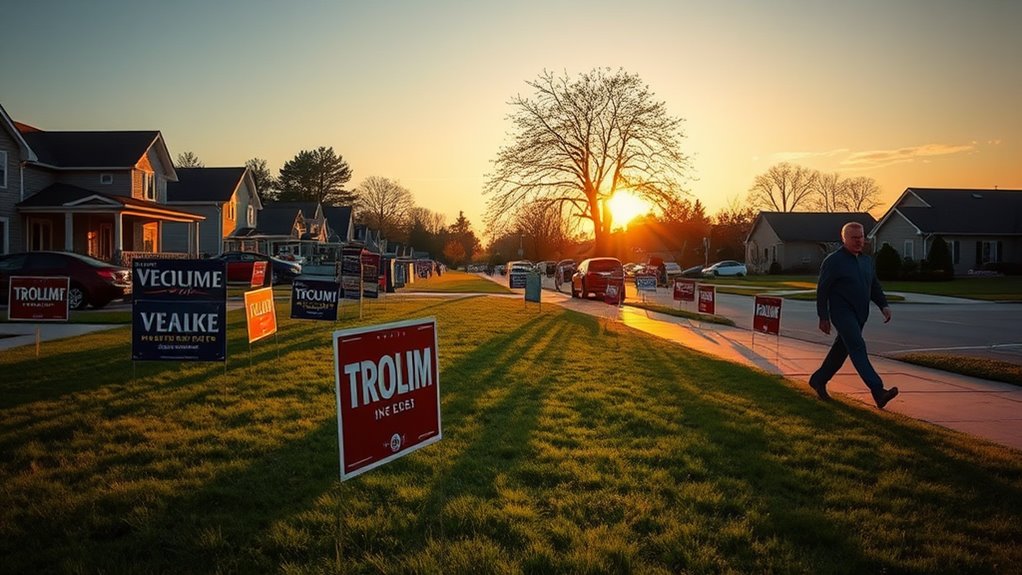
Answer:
[0,251,132,309]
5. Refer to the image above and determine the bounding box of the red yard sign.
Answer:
[697,284,716,314]
[753,295,783,335]
[244,287,277,343]
[673,279,696,302]
[251,260,267,287]
[333,317,441,481]
[7,276,70,321]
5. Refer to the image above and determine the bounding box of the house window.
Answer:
[0,150,7,188]
[247,205,255,227]
[28,218,53,251]
[981,241,1000,264]
[948,240,960,265]
[100,173,113,185]
[226,200,235,221]
[143,172,156,200]
[903,240,914,260]
[0,216,8,254]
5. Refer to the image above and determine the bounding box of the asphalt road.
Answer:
[539,275,1022,365]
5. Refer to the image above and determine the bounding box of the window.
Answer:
[226,200,235,221]
[0,150,7,188]
[903,240,914,260]
[28,218,53,251]
[0,216,8,254]
[248,205,255,226]
[948,240,960,265]
[981,241,1000,264]
[100,173,113,185]
[142,172,156,200]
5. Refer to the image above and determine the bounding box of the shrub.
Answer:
[769,261,783,275]
[925,237,954,280]
[875,244,901,280]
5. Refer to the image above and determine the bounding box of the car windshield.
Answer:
[588,260,621,272]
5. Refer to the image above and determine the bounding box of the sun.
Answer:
[607,191,650,227]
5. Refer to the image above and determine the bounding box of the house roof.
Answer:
[889,188,1022,235]
[167,167,248,203]
[748,212,877,243]
[321,204,353,241]
[0,104,38,162]
[16,183,203,222]
[263,201,321,220]
[254,205,302,236]
[21,130,166,170]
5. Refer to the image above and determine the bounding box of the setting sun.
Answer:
[607,191,650,227]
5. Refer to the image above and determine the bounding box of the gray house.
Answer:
[164,167,262,257]
[745,212,877,274]
[869,188,1022,275]
[0,103,203,261]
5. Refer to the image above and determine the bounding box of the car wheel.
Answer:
[737,272,745,277]
[581,280,587,299]
[68,284,88,310]
[713,270,719,277]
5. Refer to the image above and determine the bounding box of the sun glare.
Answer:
[607,191,650,227]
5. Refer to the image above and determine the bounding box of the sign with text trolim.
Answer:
[753,295,783,335]
[7,276,70,321]
[131,259,227,361]
[333,317,441,481]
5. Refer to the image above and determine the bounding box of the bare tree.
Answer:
[747,162,817,212]
[812,171,846,212]
[841,176,883,212]
[355,176,415,241]
[176,151,204,168]
[484,68,691,254]
[409,207,446,235]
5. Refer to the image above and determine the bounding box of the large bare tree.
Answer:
[812,171,848,212]
[841,176,883,212]
[484,68,690,254]
[355,176,415,241]
[747,162,818,212]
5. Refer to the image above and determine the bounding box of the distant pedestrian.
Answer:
[809,222,900,408]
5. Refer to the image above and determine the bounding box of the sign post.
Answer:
[333,317,442,481]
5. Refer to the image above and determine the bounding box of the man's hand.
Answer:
[882,306,892,323]
[818,319,831,335]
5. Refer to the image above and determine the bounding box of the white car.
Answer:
[703,260,748,277]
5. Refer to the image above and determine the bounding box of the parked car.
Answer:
[212,251,302,285]
[0,251,131,310]
[571,257,625,301]
[554,259,576,291]
[680,265,704,278]
[662,262,684,285]
[703,260,748,277]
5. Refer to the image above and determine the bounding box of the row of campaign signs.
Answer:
[658,275,782,336]
[7,259,443,482]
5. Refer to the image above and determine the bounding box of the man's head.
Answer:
[841,222,866,254]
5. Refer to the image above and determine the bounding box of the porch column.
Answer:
[65,213,74,250]
[192,221,200,257]
[114,213,124,253]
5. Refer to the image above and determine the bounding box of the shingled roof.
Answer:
[747,212,877,243]
[21,130,165,169]
[888,188,1022,235]
[167,167,248,203]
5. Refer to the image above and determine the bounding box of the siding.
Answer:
[163,205,221,256]
[745,224,781,273]
[56,171,132,196]
[0,127,19,252]
[873,211,919,260]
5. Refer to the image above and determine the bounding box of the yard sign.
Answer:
[753,295,782,335]
[333,317,442,481]
[251,260,267,287]
[7,276,69,321]
[697,284,716,314]
[244,287,277,343]
[673,279,696,302]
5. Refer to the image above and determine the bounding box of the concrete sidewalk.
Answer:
[547,289,1022,451]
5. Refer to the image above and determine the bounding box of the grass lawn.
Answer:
[703,274,1022,301]
[623,301,736,326]
[894,353,1022,386]
[403,270,514,294]
[2,296,1021,573]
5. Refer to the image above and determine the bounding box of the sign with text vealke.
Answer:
[7,276,70,321]
[132,259,227,361]
[333,317,441,481]
[697,284,716,314]
[753,295,782,335]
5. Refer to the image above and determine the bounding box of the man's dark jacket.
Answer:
[816,247,888,325]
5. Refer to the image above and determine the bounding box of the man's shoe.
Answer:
[809,378,831,401]
[875,387,899,409]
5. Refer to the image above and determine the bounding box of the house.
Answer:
[744,212,877,274]
[164,167,262,257]
[869,188,1022,275]
[0,103,204,261]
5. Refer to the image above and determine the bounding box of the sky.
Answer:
[3,0,1020,239]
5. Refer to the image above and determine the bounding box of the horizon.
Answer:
[3,0,1019,238]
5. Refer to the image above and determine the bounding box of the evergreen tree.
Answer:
[926,236,954,280]
[875,243,901,281]
[277,147,354,204]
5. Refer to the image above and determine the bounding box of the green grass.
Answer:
[403,270,514,294]
[894,353,1022,386]
[624,301,736,326]
[2,296,1021,573]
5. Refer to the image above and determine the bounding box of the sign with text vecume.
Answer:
[132,259,227,361]
[244,287,277,343]
[753,295,783,335]
[697,284,716,315]
[8,276,70,321]
[290,278,341,321]
[333,317,441,481]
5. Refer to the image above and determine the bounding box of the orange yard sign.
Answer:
[244,287,277,343]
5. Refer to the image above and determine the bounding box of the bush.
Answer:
[875,244,901,280]
[925,237,954,280]
[769,261,783,275]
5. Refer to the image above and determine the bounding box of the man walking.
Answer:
[809,222,900,408]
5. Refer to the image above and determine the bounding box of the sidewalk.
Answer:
[547,289,1022,452]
